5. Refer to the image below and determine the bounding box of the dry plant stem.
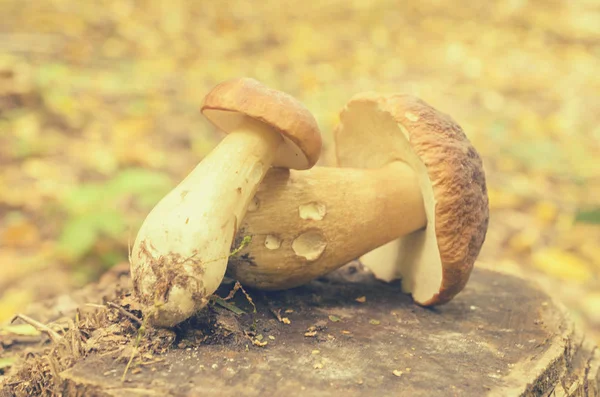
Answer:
[228,161,426,289]
[105,302,142,325]
[11,313,62,343]
[131,117,282,327]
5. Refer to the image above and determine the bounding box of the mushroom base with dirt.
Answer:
[131,118,282,327]
[130,78,322,327]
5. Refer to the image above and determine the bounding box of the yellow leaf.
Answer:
[579,242,600,271]
[0,323,41,336]
[555,213,575,233]
[1,218,40,248]
[0,288,34,323]
[532,248,592,283]
[496,158,520,173]
[534,200,558,223]
[487,188,523,210]
[508,228,539,253]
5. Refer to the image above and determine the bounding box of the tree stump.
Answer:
[2,264,599,397]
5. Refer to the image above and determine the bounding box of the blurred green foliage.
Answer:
[575,209,600,225]
[58,168,172,261]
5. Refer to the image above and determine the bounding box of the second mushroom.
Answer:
[228,92,489,306]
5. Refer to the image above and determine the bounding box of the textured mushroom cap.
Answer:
[201,78,322,170]
[335,92,489,306]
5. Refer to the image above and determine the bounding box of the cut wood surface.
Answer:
[2,264,599,397]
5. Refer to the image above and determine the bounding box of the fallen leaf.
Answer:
[1,218,40,248]
[534,201,558,223]
[532,248,592,282]
[210,296,246,315]
[252,339,267,347]
[0,357,16,371]
[0,323,41,336]
[0,288,34,323]
[575,208,600,224]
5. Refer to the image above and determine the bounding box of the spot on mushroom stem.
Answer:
[247,196,260,212]
[299,202,327,221]
[264,235,282,250]
[292,231,327,261]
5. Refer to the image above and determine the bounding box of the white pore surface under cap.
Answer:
[202,109,309,170]
[335,98,443,303]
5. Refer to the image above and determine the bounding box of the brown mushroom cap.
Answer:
[335,92,489,306]
[201,78,322,170]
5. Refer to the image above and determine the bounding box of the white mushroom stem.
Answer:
[228,161,427,289]
[131,117,282,327]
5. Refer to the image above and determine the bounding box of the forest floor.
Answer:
[0,0,599,362]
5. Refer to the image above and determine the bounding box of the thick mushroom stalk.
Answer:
[229,92,489,306]
[228,162,426,289]
[131,78,321,327]
[131,119,281,327]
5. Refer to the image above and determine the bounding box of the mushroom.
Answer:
[131,78,321,327]
[228,92,489,306]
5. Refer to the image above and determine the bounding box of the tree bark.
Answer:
[2,264,599,397]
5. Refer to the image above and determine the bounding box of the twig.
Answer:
[224,281,242,300]
[270,308,284,322]
[266,298,291,325]
[236,282,258,330]
[85,303,107,309]
[46,356,61,383]
[67,318,81,359]
[231,282,256,314]
[99,346,125,357]
[242,330,256,343]
[121,329,143,382]
[11,314,62,343]
[121,307,149,382]
[106,302,142,325]
[139,358,165,366]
